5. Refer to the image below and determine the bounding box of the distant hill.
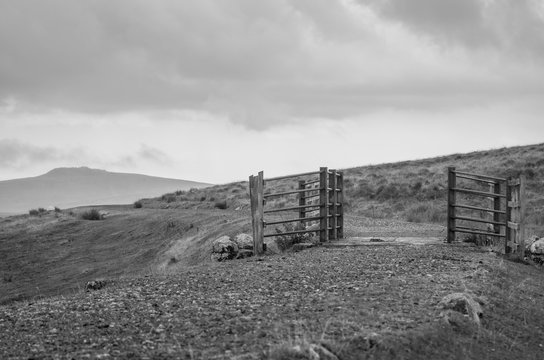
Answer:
[0,167,211,214]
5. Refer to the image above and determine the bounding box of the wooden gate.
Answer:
[249,167,344,255]
[446,167,526,258]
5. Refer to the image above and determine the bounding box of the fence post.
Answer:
[493,182,502,244]
[298,180,306,226]
[319,167,328,242]
[447,167,456,243]
[328,170,337,240]
[518,174,526,259]
[505,180,512,254]
[250,171,264,256]
[337,172,344,239]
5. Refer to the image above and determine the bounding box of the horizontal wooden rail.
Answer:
[263,228,320,238]
[507,221,520,230]
[264,188,323,198]
[265,171,320,182]
[452,188,506,198]
[265,216,323,226]
[453,204,505,214]
[453,216,505,226]
[264,204,320,214]
[453,170,506,182]
[303,179,321,186]
[454,226,506,238]
[455,174,500,185]
[508,201,520,208]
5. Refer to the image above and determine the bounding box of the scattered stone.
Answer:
[233,233,253,250]
[236,249,254,259]
[211,235,239,261]
[264,238,280,254]
[439,292,483,327]
[529,239,544,254]
[85,279,107,291]
[292,242,314,252]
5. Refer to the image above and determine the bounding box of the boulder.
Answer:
[233,233,253,250]
[529,239,544,254]
[211,235,239,261]
[85,279,107,291]
[439,292,483,326]
[264,238,281,254]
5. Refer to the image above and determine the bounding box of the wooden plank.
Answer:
[265,171,320,182]
[303,179,321,186]
[453,170,506,182]
[264,188,323,198]
[263,228,320,238]
[454,227,506,238]
[337,172,344,239]
[298,180,306,222]
[319,167,328,242]
[264,204,320,214]
[492,182,502,239]
[518,174,526,259]
[453,216,505,226]
[265,216,322,226]
[456,174,500,184]
[328,170,337,240]
[507,221,519,230]
[249,171,264,256]
[447,167,456,243]
[453,203,505,214]
[452,188,506,198]
[505,181,513,254]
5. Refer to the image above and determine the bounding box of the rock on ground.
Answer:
[233,233,253,250]
[439,292,483,326]
[211,235,239,261]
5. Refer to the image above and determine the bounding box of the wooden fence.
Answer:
[447,167,526,257]
[249,167,344,255]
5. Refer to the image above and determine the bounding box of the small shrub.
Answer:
[133,200,143,208]
[38,208,47,213]
[214,200,228,209]
[29,209,39,216]
[275,223,314,251]
[175,190,184,196]
[54,207,61,213]
[200,196,206,202]
[80,209,102,220]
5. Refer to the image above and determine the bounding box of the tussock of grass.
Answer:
[80,209,102,220]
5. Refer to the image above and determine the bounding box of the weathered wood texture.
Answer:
[249,171,264,256]
[447,167,525,255]
[505,175,526,258]
[249,167,344,247]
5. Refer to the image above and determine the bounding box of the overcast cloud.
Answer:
[1,0,543,182]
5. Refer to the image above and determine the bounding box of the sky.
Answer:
[1,0,544,183]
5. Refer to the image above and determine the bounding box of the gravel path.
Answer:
[1,243,495,359]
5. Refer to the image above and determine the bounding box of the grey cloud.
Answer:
[0,0,543,129]
[366,0,544,56]
[0,139,82,168]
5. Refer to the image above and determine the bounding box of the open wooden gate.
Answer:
[447,167,526,258]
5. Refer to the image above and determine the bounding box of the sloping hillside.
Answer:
[143,142,544,236]
[0,167,211,214]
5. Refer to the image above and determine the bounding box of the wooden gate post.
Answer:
[249,171,264,255]
[493,182,502,243]
[505,180,512,254]
[328,170,338,240]
[298,180,306,225]
[319,167,328,242]
[447,167,456,243]
[337,172,344,239]
[518,174,526,258]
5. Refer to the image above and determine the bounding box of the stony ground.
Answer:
[2,240,542,359]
